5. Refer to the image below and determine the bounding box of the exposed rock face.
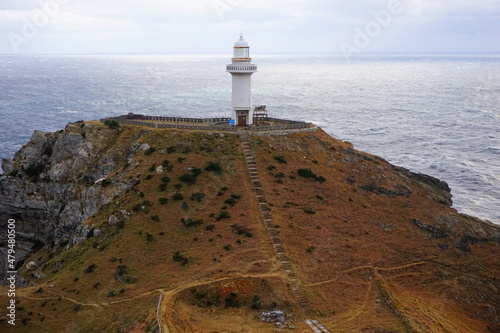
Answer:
[0,122,135,280]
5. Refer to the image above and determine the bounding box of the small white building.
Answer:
[226,35,258,126]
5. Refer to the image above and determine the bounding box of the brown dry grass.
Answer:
[1,124,498,333]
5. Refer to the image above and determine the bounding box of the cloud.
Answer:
[0,0,498,54]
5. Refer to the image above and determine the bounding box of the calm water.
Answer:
[0,54,499,223]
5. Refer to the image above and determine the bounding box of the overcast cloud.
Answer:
[0,0,498,54]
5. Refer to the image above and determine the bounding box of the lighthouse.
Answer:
[226,34,257,126]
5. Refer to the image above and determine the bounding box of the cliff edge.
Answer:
[0,120,499,332]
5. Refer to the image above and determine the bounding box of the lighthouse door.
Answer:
[237,115,247,126]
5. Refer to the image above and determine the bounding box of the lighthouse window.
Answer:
[243,48,249,58]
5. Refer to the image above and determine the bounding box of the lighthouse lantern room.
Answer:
[226,34,257,126]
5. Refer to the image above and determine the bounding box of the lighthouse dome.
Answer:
[234,35,249,48]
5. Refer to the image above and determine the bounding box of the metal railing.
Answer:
[101,114,314,133]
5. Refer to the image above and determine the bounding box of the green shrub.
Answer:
[8,170,19,177]
[145,174,154,180]
[181,218,203,227]
[298,168,317,179]
[316,176,326,183]
[146,233,154,242]
[173,251,189,266]
[316,195,324,200]
[24,163,45,179]
[216,211,231,221]
[297,168,326,183]
[149,164,156,172]
[104,120,119,129]
[172,193,184,201]
[191,192,206,202]
[159,183,168,192]
[205,224,215,231]
[158,197,168,205]
[205,161,223,173]
[160,176,171,183]
[151,215,160,222]
[273,156,287,164]
[224,297,240,308]
[223,245,232,251]
[224,197,237,206]
[179,173,197,185]
[191,168,202,177]
[251,296,261,310]
[231,224,253,237]
[304,208,316,215]
[306,246,316,253]
[85,264,96,274]
[145,147,156,156]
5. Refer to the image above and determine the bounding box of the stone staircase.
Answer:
[238,130,331,333]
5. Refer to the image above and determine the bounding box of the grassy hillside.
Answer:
[1,123,499,332]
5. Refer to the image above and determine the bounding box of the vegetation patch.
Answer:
[224,194,241,207]
[104,120,120,129]
[231,224,253,237]
[24,163,45,180]
[85,263,96,274]
[273,155,287,164]
[304,208,316,215]
[179,168,202,185]
[205,161,223,174]
[297,168,326,183]
[145,147,156,156]
[216,211,231,221]
[114,265,138,284]
[172,193,184,201]
[191,192,206,202]
[173,251,189,266]
[181,218,204,227]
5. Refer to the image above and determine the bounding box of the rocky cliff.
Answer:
[0,121,136,279]
[0,121,498,333]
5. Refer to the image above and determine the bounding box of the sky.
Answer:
[0,0,499,54]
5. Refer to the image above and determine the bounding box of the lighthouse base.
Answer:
[233,110,253,126]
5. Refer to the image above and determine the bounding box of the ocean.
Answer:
[0,54,499,224]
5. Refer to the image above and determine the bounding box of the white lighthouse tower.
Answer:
[226,34,257,126]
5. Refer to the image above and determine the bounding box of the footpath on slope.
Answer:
[238,129,331,333]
